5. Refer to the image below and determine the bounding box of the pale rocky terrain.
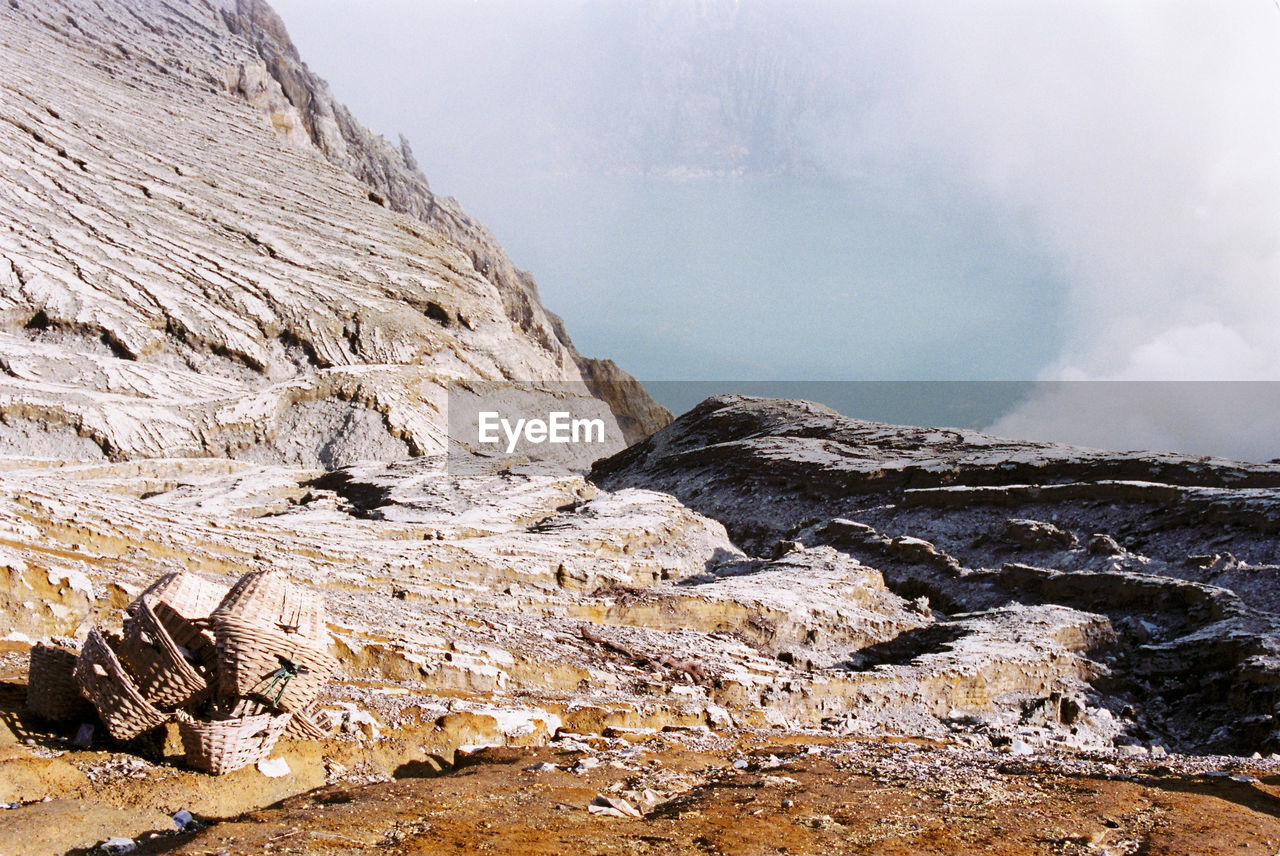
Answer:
[0,0,665,467]
[594,395,1280,756]
[1,1,1279,855]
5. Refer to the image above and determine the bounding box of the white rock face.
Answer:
[0,0,659,466]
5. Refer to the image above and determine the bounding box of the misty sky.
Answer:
[267,0,1280,458]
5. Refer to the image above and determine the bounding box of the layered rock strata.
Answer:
[3,5,1280,845]
[1,448,1150,756]
[0,0,667,469]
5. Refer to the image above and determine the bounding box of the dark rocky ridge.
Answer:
[593,395,1280,754]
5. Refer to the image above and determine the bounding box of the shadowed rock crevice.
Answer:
[840,624,967,671]
[302,467,396,519]
[23,310,136,362]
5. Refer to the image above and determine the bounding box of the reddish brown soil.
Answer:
[143,740,1280,856]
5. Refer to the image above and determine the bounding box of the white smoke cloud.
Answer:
[987,381,1280,461]
[894,1,1280,458]
[272,0,1280,458]
[903,1,1280,379]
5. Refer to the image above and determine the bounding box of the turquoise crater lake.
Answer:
[452,171,1069,424]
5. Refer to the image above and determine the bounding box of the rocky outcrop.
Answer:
[570,355,674,446]
[0,0,666,468]
[5,12,1280,845]
[1,449,1127,753]
[593,395,1280,753]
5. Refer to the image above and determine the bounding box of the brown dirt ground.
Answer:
[134,739,1280,856]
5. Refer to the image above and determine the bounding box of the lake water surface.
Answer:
[452,172,1069,426]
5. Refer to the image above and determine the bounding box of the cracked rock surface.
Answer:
[3,1,1280,853]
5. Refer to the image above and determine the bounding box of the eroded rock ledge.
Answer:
[9,387,1279,766]
[591,395,1280,754]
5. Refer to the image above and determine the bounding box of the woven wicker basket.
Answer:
[139,571,229,621]
[151,600,218,674]
[225,698,331,740]
[117,599,209,710]
[283,704,332,740]
[136,572,225,670]
[210,571,334,712]
[210,571,326,639]
[219,698,329,741]
[176,709,292,775]
[26,642,92,722]
[74,628,169,741]
[212,616,337,712]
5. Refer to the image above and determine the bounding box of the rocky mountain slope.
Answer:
[0,0,666,467]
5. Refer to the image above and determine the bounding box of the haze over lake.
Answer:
[270,0,1280,459]
[459,171,1065,384]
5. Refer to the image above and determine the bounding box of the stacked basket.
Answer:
[184,569,338,770]
[28,569,337,775]
[71,570,228,741]
[208,570,337,716]
[74,626,172,740]
[173,708,294,775]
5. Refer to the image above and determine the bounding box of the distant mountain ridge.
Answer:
[364,0,888,180]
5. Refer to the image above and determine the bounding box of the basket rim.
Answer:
[175,709,292,729]
[138,571,230,621]
[210,571,326,635]
[130,599,206,671]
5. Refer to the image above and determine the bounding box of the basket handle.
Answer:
[278,592,303,634]
[249,659,299,710]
